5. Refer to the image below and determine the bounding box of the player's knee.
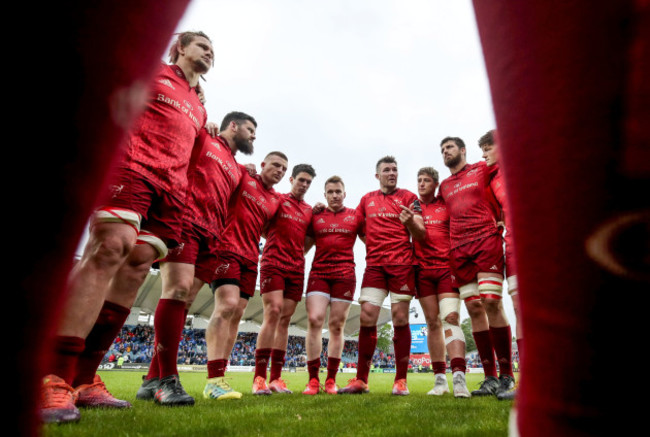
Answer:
[464,298,485,319]
[426,316,442,332]
[439,297,461,326]
[328,322,343,336]
[87,232,133,268]
[360,305,378,326]
[482,297,504,315]
[391,311,409,327]
[217,297,240,319]
[307,312,325,329]
[264,302,282,322]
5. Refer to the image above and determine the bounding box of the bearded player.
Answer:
[338,156,425,395]
[302,176,364,395]
[40,31,213,423]
[413,166,471,398]
[134,112,256,406]
[438,136,514,398]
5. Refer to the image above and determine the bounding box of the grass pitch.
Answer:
[41,371,514,436]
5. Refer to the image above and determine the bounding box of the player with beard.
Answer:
[301,176,364,395]
[412,166,471,398]
[253,164,316,395]
[134,112,256,406]
[479,129,521,401]
[202,151,288,399]
[40,31,213,423]
[438,136,514,398]
[338,156,425,396]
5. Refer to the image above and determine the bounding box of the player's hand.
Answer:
[205,122,219,137]
[244,163,257,176]
[399,205,415,225]
[313,202,326,214]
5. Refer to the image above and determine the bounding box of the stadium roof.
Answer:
[132,268,392,339]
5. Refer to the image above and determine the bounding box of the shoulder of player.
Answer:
[396,188,417,200]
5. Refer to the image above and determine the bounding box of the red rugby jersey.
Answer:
[413,197,451,268]
[183,131,242,235]
[121,63,207,200]
[490,166,508,222]
[439,161,499,249]
[490,165,516,253]
[260,193,313,273]
[308,207,363,277]
[357,188,418,266]
[218,172,281,264]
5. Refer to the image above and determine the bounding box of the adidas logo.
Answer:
[400,284,410,292]
[368,201,375,207]
[344,290,353,297]
[211,141,221,150]
[283,201,291,207]
[158,78,175,90]
[316,218,325,224]
[490,265,499,270]
[248,180,257,188]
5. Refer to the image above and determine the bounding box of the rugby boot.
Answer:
[324,378,338,395]
[392,378,410,396]
[252,376,272,395]
[452,372,471,398]
[471,375,500,397]
[40,375,80,424]
[338,377,369,394]
[427,373,450,395]
[75,374,132,408]
[154,375,195,406]
[302,378,321,395]
[203,377,242,400]
[269,378,293,394]
[135,376,159,401]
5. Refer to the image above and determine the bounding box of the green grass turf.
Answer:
[41,371,514,437]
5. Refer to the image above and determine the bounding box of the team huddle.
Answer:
[40,31,521,424]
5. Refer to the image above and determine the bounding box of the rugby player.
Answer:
[338,156,425,395]
[202,151,288,399]
[478,130,521,401]
[413,166,471,398]
[40,31,213,423]
[302,176,364,395]
[253,164,316,395]
[134,112,257,406]
[438,136,514,397]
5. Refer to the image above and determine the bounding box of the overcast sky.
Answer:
[86,1,512,328]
